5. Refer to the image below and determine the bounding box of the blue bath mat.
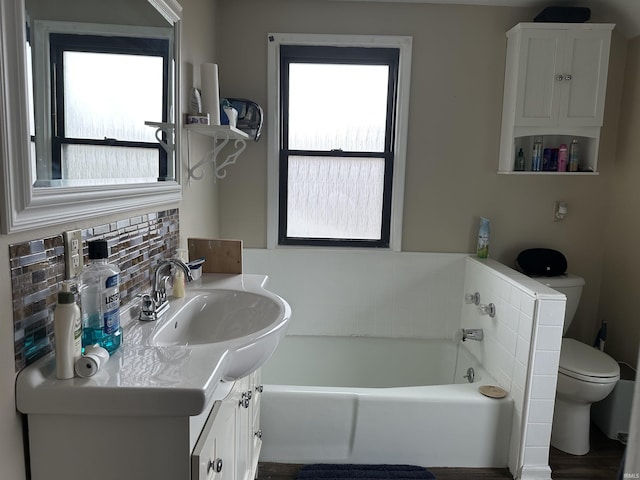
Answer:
[296,464,436,480]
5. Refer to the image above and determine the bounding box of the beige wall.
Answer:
[215,0,627,350]
[598,36,640,367]
[179,0,222,245]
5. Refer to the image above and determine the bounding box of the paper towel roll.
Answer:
[201,63,221,126]
[75,345,109,377]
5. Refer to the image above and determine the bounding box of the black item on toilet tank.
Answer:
[515,248,567,277]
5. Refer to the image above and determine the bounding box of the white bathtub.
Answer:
[260,336,514,468]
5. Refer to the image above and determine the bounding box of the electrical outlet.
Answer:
[63,230,83,279]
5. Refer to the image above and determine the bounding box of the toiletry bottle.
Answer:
[542,148,551,171]
[531,137,542,171]
[568,138,579,172]
[515,148,525,171]
[54,281,82,379]
[558,144,568,172]
[80,240,122,354]
[172,249,187,298]
[477,217,490,259]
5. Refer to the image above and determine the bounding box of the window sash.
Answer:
[278,45,399,247]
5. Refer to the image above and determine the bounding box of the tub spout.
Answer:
[461,328,484,342]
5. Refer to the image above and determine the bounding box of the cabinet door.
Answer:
[559,30,611,127]
[192,401,236,480]
[514,29,564,127]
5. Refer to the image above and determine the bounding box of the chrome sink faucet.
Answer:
[139,258,193,321]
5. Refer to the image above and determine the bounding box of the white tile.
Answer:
[518,311,534,340]
[521,294,536,317]
[498,324,518,355]
[528,399,555,424]
[512,359,528,391]
[523,446,550,466]
[535,325,563,352]
[532,350,561,376]
[531,374,558,400]
[537,299,566,327]
[526,423,552,447]
[516,336,531,365]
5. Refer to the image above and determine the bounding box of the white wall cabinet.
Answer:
[25,370,263,480]
[498,23,614,174]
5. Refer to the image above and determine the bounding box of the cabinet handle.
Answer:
[555,74,564,81]
[208,458,223,474]
[564,74,572,81]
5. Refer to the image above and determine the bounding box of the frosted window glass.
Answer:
[62,144,158,182]
[287,156,384,239]
[288,64,388,152]
[63,51,163,142]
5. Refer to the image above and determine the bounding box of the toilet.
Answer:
[543,274,620,455]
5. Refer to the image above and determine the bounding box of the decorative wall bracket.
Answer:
[185,125,248,181]
[145,121,176,155]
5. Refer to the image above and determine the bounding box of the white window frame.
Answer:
[266,33,412,251]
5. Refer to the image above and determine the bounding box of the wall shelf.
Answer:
[185,124,249,181]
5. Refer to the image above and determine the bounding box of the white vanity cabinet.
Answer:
[498,23,614,174]
[24,370,263,480]
[191,370,263,480]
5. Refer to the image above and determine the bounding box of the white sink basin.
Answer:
[149,286,290,380]
[15,274,291,417]
[151,290,283,346]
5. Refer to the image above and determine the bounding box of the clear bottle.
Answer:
[515,148,525,171]
[568,138,579,172]
[80,240,122,354]
[54,281,82,379]
[531,137,543,171]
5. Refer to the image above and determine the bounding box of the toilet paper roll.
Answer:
[75,345,110,378]
[201,63,221,126]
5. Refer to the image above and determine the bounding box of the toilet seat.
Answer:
[558,338,620,384]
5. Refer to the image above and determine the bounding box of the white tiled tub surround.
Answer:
[463,258,565,480]
[243,249,467,339]
[243,250,565,479]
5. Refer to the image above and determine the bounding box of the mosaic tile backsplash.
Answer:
[11,209,180,371]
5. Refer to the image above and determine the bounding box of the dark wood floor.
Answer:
[258,424,625,480]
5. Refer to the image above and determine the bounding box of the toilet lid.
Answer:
[559,338,620,381]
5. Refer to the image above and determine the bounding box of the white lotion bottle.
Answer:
[54,282,82,379]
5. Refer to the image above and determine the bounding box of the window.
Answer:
[46,32,170,184]
[268,34,412,250]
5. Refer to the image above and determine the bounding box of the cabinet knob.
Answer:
[239,397,250,408]
[564,74,572,81]
[555,74,564,81]
[255,385,264,393]
[255,430,263,439]
[208,458,223,473]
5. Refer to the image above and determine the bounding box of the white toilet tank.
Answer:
[541,274,585,334]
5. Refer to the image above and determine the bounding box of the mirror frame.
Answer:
[0,0,182,234]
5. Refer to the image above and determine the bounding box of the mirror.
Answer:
[0,0,182,233]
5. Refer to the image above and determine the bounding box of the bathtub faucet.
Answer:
[461,328,484,342]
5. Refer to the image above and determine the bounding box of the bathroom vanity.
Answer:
[16,274,290,480]
[21,370,262,480]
